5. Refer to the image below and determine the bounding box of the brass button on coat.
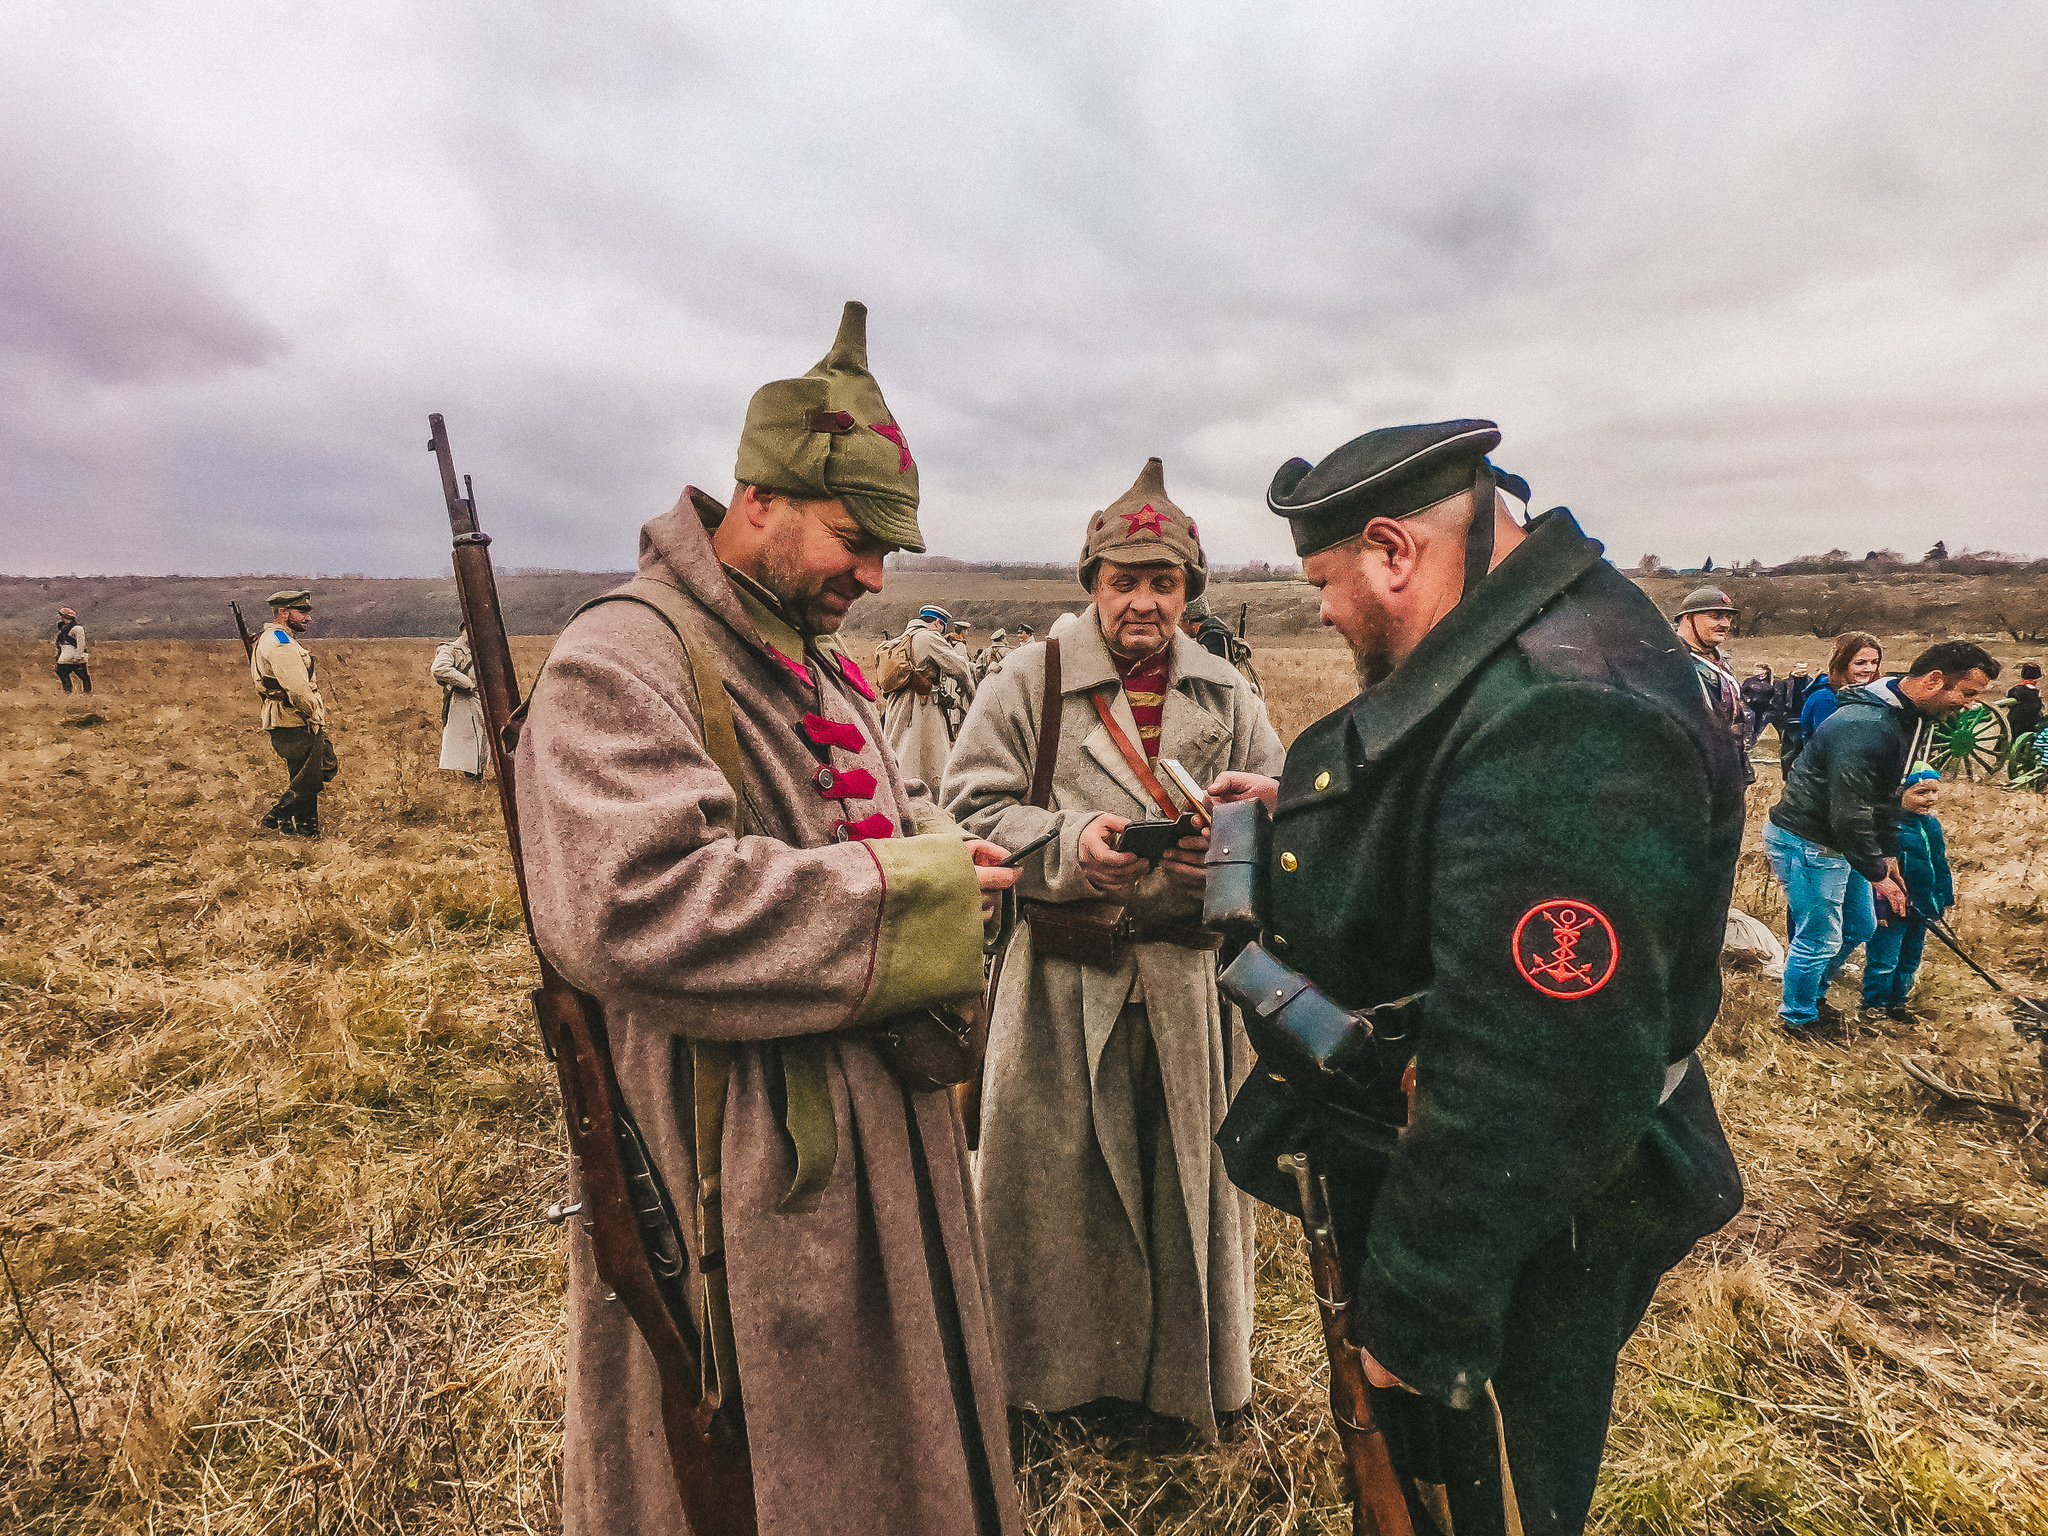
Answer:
[1279,851,1298,872]
[1271,933,1288,950]
[1315,770,1331,791]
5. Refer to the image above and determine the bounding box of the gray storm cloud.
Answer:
[2,0,2044,575]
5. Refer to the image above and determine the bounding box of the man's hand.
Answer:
[1873,875,1909,917]
[967,840,1020,925]
[1159,828,1211,891]
[1078,814,1145,897]
[1208,771,1279,814]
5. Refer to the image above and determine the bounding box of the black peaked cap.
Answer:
[1268,419,1502,556]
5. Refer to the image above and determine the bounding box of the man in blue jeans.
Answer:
[1763,641,1998,1037]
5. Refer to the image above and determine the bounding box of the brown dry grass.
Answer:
[3,638,2045,1534]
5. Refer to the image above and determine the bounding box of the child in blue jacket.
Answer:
[1862,764,1953,1019]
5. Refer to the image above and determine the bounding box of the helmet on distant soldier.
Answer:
[1079,457,1207,599]
[734,302,924,551]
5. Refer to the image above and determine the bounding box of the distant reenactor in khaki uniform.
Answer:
[252,589,336,837]
[973,627,1010,681]
[53,607,92,694]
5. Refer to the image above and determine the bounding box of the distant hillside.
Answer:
[8,563,2044,644]
[0,572,630,641]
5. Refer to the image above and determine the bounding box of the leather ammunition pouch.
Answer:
[1021,897,1221,968]
[1202,797,1271,936]
[870,999,986,1092]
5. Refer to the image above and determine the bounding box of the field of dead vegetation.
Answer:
[2,636,2045,1535]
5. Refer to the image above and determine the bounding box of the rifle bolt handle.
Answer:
[544,1201,583,1225]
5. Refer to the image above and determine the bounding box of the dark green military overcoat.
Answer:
[1220,509,1745,1535]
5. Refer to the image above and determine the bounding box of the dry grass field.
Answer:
[3,635,2045,1534]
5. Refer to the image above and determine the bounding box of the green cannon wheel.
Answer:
[1928,701,2011,781]
[2009,728,2046,791]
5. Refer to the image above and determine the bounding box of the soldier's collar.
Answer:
[1349,508,1606,766]
[719,563,849,671]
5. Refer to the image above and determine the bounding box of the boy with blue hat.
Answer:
[1861,764,1952,1021]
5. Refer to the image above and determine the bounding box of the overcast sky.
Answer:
[5,2,2045,577]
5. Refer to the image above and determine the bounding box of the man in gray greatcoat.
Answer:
[944,456,1284,1435]
[516,302,1022,1536]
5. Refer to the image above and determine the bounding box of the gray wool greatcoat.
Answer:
[882,623,976,794]
[942,612,1285,1433]
[515,497,1021,1536]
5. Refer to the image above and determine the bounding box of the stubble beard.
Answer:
[1348,604,1400,690]
[756,521,862,636]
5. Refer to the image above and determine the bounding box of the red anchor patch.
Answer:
[1511,899,1618,1000]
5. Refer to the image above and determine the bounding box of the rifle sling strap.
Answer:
[1028,638,1061,810]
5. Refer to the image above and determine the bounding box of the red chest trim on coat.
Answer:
[1511,900,1618,999]
[813,764,878,801]
[835,654,876,701]
[831,811,896,843]
[801,713,866,753]
[768,646,814,687]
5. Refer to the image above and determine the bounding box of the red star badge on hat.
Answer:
[1121,504,1165,537]
[868,420,913,474]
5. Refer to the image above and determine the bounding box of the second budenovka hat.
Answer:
[1079,457,1208,599]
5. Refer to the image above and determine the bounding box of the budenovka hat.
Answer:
[1267,419,1505,595]
[1675,586,1738,618]
[735,301,924,551]
[268,589,313,609]
[1080,457,1208,599]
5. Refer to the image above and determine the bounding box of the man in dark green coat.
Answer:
[1210,420,1744,1536]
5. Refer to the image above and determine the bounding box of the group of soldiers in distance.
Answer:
[33,298,2032,1536]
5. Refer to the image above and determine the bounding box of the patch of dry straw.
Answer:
[2,639,2044,1533]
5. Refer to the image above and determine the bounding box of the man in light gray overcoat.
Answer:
[431,626,489,777]
[944,457,1284,1434]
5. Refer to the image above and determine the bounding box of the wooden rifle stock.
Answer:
[230,601,256,659]
[427,414,757,1534]
[1281,1152,1415,1536]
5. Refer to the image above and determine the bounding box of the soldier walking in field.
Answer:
[1212,421,1745,1536]
[431,625,489,779]
[252,590,336,838]
[53,607,91,694]
[945,456,1283,1434]
[879,603,977,790]
[514,301,1022,1536]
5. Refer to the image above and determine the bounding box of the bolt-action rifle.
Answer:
[230,600,256,659]
[426,414,757,1535]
